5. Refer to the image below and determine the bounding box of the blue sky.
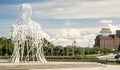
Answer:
[0,0,120,47]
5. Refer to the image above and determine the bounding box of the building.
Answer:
[94,35,120,50]
[54,46,62,56]
[94,28,120,50]
[100,28,112,36]
[116,30,120,38]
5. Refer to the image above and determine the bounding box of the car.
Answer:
[115,54,120,59]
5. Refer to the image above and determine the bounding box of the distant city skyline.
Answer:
[0,0,120,47]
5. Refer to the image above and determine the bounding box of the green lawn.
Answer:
[106,62,120,65]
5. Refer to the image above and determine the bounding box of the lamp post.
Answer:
[5,38,7,56]
[72,41,76,56]
[0,46,2,56]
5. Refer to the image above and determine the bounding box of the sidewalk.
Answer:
[0,62,105,70]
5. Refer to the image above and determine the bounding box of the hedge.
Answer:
[0,55,97,60]
[45,55,97,59]
[0,56,11,59]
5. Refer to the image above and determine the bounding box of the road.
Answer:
[97,53,119,61]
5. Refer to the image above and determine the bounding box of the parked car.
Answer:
[115,53,120,59]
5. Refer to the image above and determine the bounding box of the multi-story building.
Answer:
[116,30,120,38]
[94,28,120,50]
[100,28,112,36]
[94,35,120,50]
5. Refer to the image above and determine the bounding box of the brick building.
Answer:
[94,28,120,50]
[100,28,112,36]
[94,35,120,50]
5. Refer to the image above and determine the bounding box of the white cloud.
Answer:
[61,28,81,39]
[54,8,65,12]
[64,22,75,26]
[34,11,43,14]
[107,24,118,34]
[45,26,101,47]
[50,36,71,47]
[50,33,96,47]
[100,20,113,24]
[48,27,99,47]
[31,0,120,19]
[99,20,119,34]
[3,1,120,47]
[49,28,81,47]
[77,34,96,47]
[64,22,76,26]
[40,30,50,40]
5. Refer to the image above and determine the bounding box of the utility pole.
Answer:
[6,38,7,56]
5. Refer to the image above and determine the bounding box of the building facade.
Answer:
[100,28,112,36]
[116,30,120,38]
[94,28,120,50]
[94,35,120,50]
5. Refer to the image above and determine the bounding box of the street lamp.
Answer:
[5,38,7,56]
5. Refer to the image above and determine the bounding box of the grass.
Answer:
[106,62,120,65]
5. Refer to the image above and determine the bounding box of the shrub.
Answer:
[0,56,11,59]
[45,55,97,59]
[116,60,120,64]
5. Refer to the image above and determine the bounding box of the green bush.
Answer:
[45,55,97,59]
[116,60,120,64]
[0,56,11,59]
[86,56,97,59]
[0,55,97,60]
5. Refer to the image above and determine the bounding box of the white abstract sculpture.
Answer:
[10,4,48,63]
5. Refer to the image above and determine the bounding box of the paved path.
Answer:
[30,65,120,70]
[0,62,119,70]
[63,65,120,70]
[0,62,105,70]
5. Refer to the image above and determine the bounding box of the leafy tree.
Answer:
[66,45,74,56]
[59,48,64,56]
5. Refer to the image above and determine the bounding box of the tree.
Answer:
[66,46,74,56]
[43,38,54,56]
[59,48,64,56]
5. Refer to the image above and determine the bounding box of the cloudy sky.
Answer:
[0,0,120,47]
